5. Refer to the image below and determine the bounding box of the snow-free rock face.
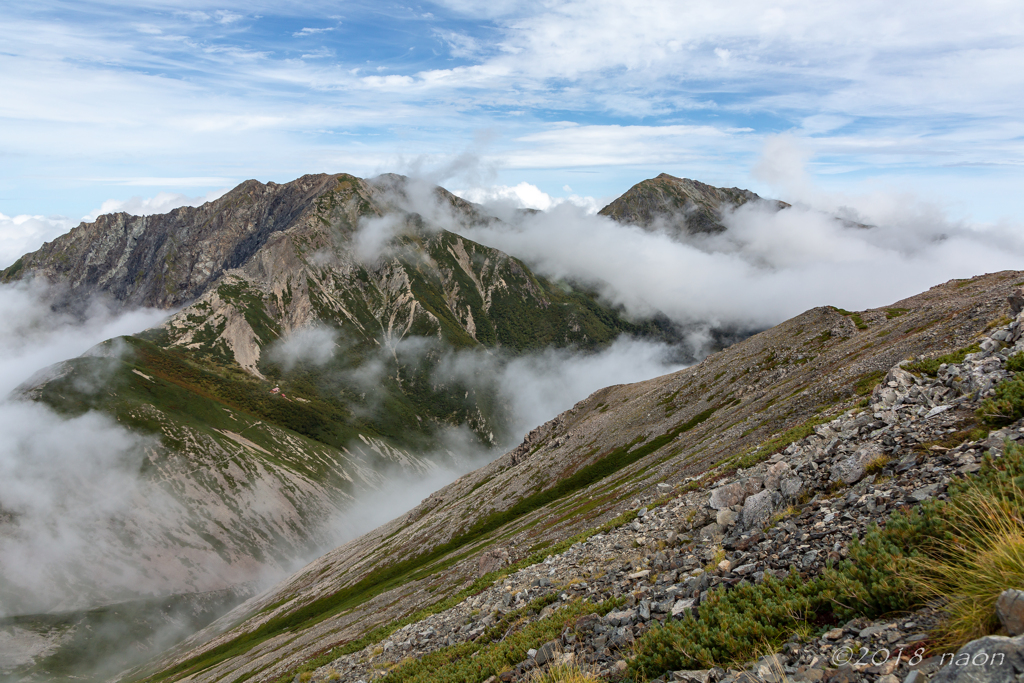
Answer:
[1,174,347,313]
[597,173,788,235]
[130,271,1024,683]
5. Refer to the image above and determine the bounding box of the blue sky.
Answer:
[1,0,1023,265]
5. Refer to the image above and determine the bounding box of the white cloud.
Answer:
[453,182,600,213]
[83,188,230,220]
[293,27,334,36]
[0,213,76,269]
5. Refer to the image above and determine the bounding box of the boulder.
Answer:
[930,634,1024,683]
[764,462,792,491]
[477,548,510,577]
[1010,288,1024,315]
[716,509,740,527]
[830,445,882,485]
[780,476,805,499]
[709,481,746,509]
[742,490,775,530]
[534,639,562,666]
[997,589,1024,636]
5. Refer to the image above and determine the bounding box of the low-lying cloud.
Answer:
[453,182,601,214]
[432,149,1024,331]
[0,281,168,616]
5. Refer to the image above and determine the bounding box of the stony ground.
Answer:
[299,309,1024,683]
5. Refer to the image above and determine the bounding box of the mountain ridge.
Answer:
[123,270,1024,683]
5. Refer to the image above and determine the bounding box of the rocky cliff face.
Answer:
[1,175,350,314]
[126,271,1024,683]
[597,173,788,235]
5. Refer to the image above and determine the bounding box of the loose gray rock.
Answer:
[717,509,740,527]
[709,482,747,510]
[605,608,637,627]
[780,476,804,499]
[742,490,775,530]
[830,445,882,485]
[672,598,697,619]
[534,639,561,666]
[997,589,1024,636]
[764,462,792,491]
[908,483,940,503]
[671,671,714,683]
[930,634,1024,683]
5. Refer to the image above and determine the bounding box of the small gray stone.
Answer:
[699,522,725,542]
[908,483,940,503]
[717,509,740,527]
[605,608,637,626]
[997,589,1024,636]
[671,598,697,619]
[671,671,713,683]
[830,445,882,485]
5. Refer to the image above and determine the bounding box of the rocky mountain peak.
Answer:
[597,172,789,236]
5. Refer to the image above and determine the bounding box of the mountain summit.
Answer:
[597,173,788,235]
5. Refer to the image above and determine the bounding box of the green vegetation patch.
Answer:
[979,373,1024,426]
[725,414,832,470]
[853,370,885,397]
[831,307,868,330]
[905,343,982,377]
[885,308,909,319]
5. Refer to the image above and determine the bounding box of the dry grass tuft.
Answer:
[528,662,604,682]
[908,478,1024,650]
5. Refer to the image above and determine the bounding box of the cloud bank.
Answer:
[0,281,168,615]
[440,145,1024,330]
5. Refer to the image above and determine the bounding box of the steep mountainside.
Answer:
[597,173,788,235]
[128,271,1024,683]
[0,173,681,678]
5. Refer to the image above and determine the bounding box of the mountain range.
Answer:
[3,171,1007,682]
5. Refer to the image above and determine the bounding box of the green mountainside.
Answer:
[123,271,1023,683]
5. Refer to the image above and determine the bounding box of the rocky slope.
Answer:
[124,271,1024,683]
[597,173,788,235]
